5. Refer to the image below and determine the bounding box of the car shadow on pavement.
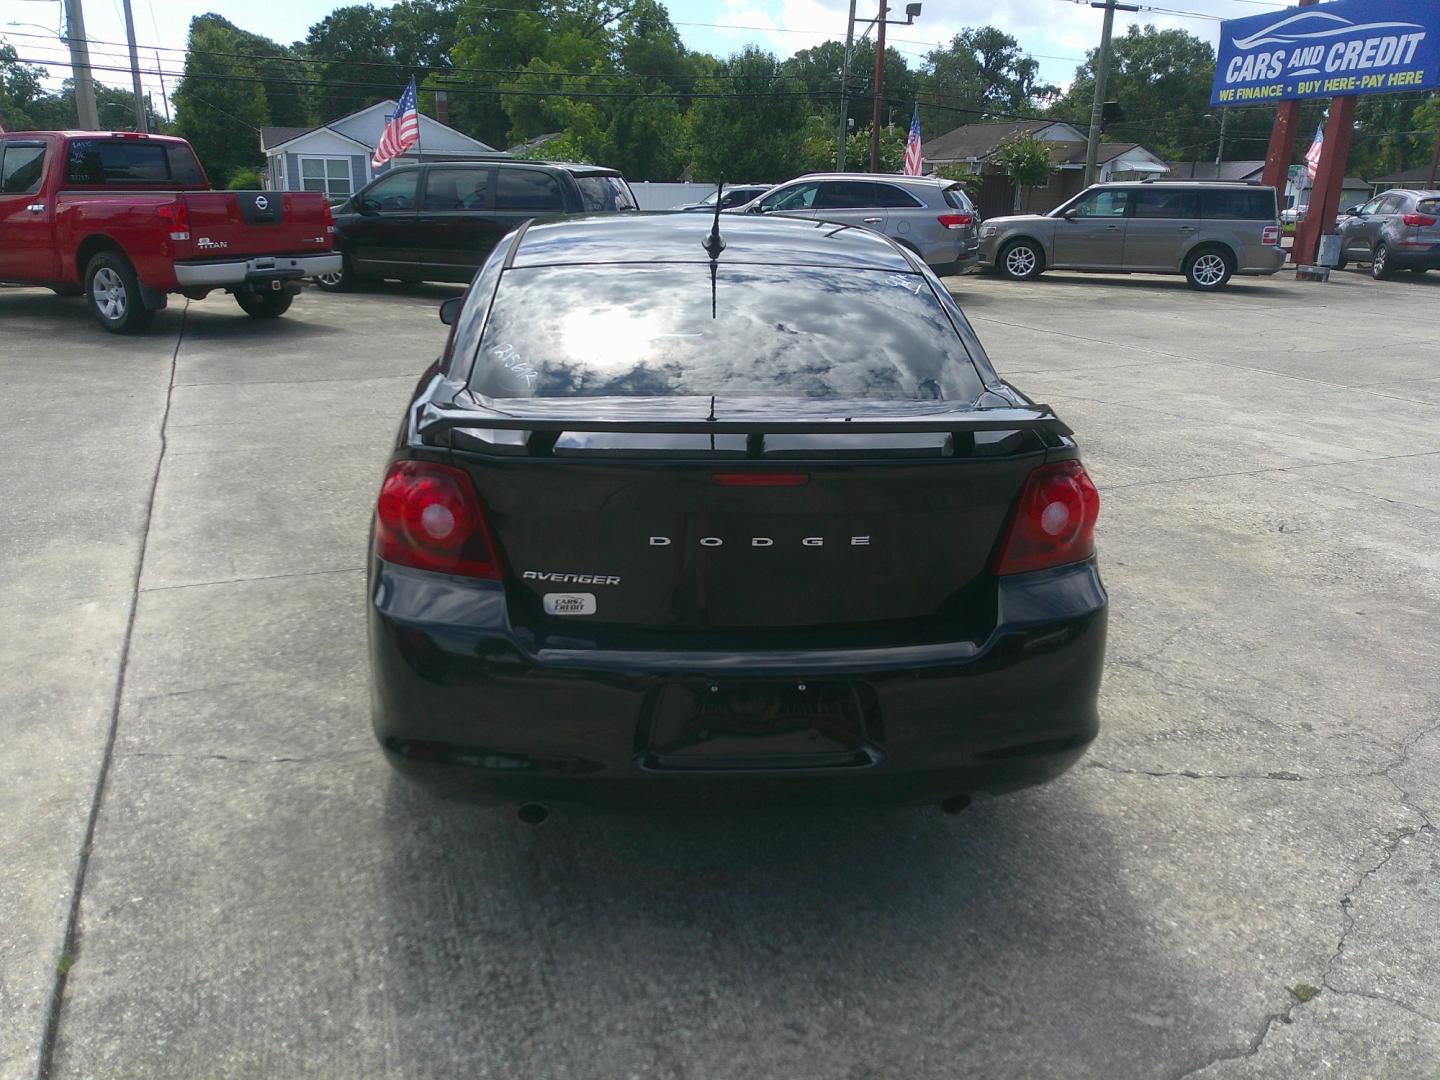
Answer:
[373,773,1224,1078]
[1028,273,1274,296]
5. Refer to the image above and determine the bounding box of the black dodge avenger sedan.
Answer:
[369,212,1105,813]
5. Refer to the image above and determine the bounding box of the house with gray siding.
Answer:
[259,100,505,198]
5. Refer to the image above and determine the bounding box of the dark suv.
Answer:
[318,160,636,290]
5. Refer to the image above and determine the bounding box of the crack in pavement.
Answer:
[1164,719,1440,1078]
[1087,762,1310,782]
[121,749,372,766]
[34,303,188,1080]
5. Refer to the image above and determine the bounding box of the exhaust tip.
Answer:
[940,794,972,815]
[516,803,549,826]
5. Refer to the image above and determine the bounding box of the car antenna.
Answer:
[702,177,726,258]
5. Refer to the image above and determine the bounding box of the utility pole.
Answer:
[155,49,170,123]
[868,0,887,173]
[836,0,857,170]
[61,0,99,130]
[120,0,148,132]
[1427,124,1440,188]
[1214,109,1228,168]
[1082,0,1137,187]
[864,2,920,172]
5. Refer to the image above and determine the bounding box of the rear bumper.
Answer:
[368,559,1107,809]
[1386,242,1440,269]
[918,234,979,272]
[173,253,341,288]
[1239,246,1288,275]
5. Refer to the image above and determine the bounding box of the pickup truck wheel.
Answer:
[85,253,154,334]
[235,289,294,318]
[1183,246,1233,290]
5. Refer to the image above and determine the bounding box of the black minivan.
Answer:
[317,160,637,290]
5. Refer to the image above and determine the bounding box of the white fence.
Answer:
[628,181,768,210]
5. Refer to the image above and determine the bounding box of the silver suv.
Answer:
[1335,189,1440,279]
[732,174,980,274]
[978,182,1285,290]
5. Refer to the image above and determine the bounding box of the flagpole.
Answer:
[414,78,423,165]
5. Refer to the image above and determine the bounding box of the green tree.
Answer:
[1,43,47,129]
[225,166,264,189]
[685,47,806,182]
[303,2,458,123]
[919,27,1055,134]
[844,124,906,173]
[29,80,167,131]
[175,16,270,182]
[785,39,916,135]
[1050,24,1215,161]
[991,132,1053,209]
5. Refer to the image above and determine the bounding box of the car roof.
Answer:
[511,212,915,272]
[369,160,621,176]
[3,130,191,144]
[1093,180,1266,188]
[790,172,954,186]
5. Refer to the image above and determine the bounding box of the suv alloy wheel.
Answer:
[1000,240,1044,281]
[1183,247,1233,290]
[1370,243,1393,280]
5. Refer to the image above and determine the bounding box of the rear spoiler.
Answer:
[417,400,1072,442]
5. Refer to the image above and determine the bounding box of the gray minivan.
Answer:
[978,182,1285,290]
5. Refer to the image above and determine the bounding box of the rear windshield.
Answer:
[1199,188,1274,220]
[65,139,205,186]
[470,264,984,403]
[1418,198,1439,217]
[574,174,636,212]
[943,185,973,211]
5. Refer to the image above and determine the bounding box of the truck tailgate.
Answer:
[177,192,331,260]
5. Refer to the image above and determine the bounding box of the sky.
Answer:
[1,0,1281,125]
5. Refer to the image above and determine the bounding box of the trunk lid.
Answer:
[438,399,1057,637]
[175,191,332,260]
[464,451,1040,634]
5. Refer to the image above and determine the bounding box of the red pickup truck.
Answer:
[0,130,339,333]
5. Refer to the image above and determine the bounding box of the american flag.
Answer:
[1303,123,1323,182]
[902,104,923,176]
[372,78,420,169]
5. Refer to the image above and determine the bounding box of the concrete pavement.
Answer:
[1,268,1436,1078]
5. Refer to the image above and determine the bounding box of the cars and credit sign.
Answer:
[1211,0,1440,106]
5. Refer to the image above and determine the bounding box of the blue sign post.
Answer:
[1211,0,1440,107]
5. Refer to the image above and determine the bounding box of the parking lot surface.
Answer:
[2,268,1437,1079]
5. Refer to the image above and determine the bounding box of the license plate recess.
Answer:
[640,680,879,771]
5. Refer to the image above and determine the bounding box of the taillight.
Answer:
[1402,213,1437,227]
[322,200,335,233]
[1261,225,1280,246]
[938,213,973,229]
[993,460,1100,576]
[156,201,189,241]
[374,461,503,579]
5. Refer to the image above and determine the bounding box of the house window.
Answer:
[300,157,352,198]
